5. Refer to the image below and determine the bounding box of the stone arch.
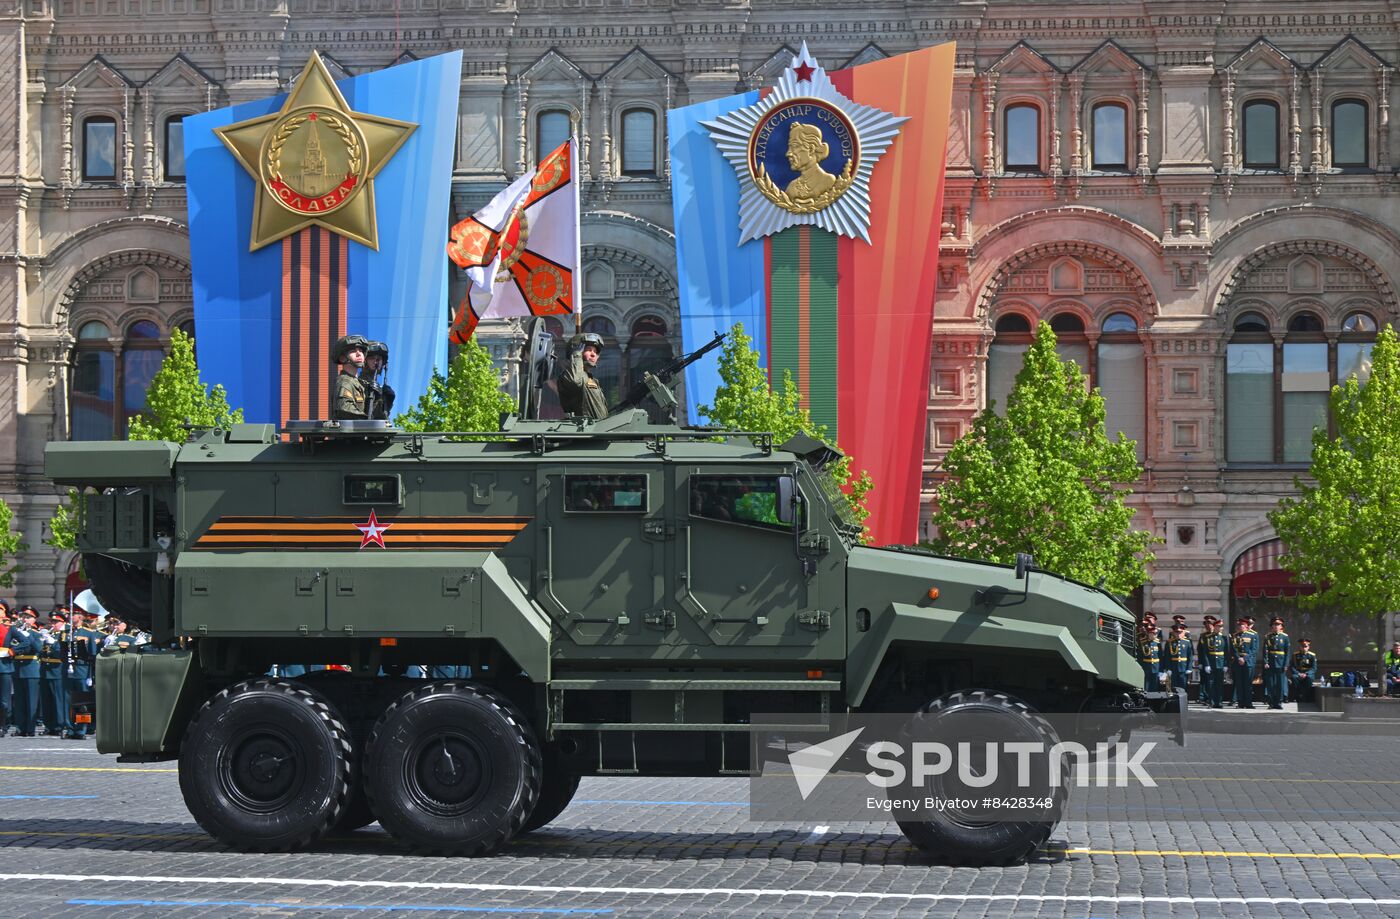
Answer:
[973,205,1163,259]
[975,240,1157,322]
[1211,239,1399,320]
[56,250,191,330]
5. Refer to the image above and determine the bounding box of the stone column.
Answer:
[577,81,590,180]
[599,82,613,180]
[980,72,997,177]
[1378,66,1392,173]
[1048,75,1061,178]
[1136,69,1151,175]
[1288,68,1302,177]
[1068,75,1083,174]
[515,78,528,176]
[1309,70,1323,173]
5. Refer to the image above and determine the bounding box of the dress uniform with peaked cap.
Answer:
[1166,625,1194,692]
[1263,617,1291,709]
[1137,614,1164,692]
[1291,639,1318,705]
[4,609,40,735]
[1197,616,1228,708]
[1231,617,1259,708]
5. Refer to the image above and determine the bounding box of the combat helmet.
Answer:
[366,341,389,366]
[576,332,605,351]
[332,334,370,364]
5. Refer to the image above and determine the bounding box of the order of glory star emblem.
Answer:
[354,509,392,549]
[702,42,908,244]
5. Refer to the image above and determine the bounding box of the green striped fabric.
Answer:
[769,226,839,439]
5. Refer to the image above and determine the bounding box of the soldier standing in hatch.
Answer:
[332,335,370,421]
[558,332,609,421]
[362,341,396,421]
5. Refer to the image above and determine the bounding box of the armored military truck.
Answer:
[45,412,1157,865]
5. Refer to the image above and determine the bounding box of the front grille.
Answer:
[1097,618,1137,656]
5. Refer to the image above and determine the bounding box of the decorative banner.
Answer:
[185,51,461,425]
[669,42,955,546]
[446,138,581,343]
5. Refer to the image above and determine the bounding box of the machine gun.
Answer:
[610,331,726,421]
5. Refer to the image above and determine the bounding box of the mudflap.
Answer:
[1141,688,1188,747]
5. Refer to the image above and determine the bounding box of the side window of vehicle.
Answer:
[563,474,648,513]
[690,475,784,530]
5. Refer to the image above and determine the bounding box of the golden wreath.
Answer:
[753,159,856,215]
[266,111,364,185]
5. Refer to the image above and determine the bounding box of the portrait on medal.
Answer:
[746,99,860,215]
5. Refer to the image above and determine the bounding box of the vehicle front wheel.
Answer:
[178,678,353,852]
[893,689,1067,866]
[364,681,540,855]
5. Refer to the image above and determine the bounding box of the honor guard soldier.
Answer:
[332,335,370,421]
[1137,613,1164,692]
[1262,617,1292,709]
[362,341,396,421]
[1197,616,1228,709]
[0,605,11,736]
[558,332,609,421]
[65,609,98,739]
[1171,614,1192,640]
[38,610,70,736]
[1165,624,1194,691]
[1230,616,1259,708]
[4,608,40,736]
[1290,638,1318,705]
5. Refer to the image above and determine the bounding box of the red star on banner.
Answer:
[794,61,816,82]
[354,509,392,549]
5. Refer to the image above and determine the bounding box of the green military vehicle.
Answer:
[45,385,1158,865]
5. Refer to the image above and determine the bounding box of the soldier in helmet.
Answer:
[332,335,370,421]
[362,341,396,421]
[558,332,609,421]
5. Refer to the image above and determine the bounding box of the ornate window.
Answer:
[1331,99,1368,168]
[1003,103,1041,171]
[1226,309,1379,464]
[1091,102,1128,170]
[1097,312,1146,459]
[69,316,187,440]
[986,313,1033,412]
[82,116,117,181]
[535,109,570,160]
[164,115,186,182]
[620,108,657,175]
[1242,100,1280,169]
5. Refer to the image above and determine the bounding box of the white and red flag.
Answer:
[447,138,580,342]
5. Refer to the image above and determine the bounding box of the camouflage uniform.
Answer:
[559,333,609,421]
[332,335,370,421]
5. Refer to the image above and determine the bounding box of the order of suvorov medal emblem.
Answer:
[262,107,366,216]
[705,43,907,243]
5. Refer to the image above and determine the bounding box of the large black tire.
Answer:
[178,678,352,852]
[521,746,581,833]
[893,690,1067,866]
[333,774,377,833]
[364,681,541,855]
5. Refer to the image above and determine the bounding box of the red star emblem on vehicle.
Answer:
[354,509,392,549]
[793,61,816,82]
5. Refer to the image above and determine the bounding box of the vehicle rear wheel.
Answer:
[521,746,581,833]
[178,678,352,852]
[893,690,1066,866]
[364,681,540,855]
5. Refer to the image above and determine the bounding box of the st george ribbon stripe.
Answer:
[280,226,348,426]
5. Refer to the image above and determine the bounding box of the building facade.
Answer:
[1,0,1397,652]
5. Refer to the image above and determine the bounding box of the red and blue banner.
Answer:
[184,52,461,425]
[669,43,955,545]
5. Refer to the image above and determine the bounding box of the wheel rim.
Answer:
[219,724,307,813]
[404,729,493,817]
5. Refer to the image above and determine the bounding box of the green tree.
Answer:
[1270,324,1400,675]
[697,322,873,539]
[929,321,1155,594]
[127,328,243,441]
[46,488,82,552]
[395,336,515,435]
[0,498,25,587]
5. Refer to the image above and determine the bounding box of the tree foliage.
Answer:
[0,498,25,588]
[697,322,873,539]
[46,488,82,552]
[127,328,243,441]
[929,321,1155,594]
[395,337,515,435]
[1270,325,1400,666]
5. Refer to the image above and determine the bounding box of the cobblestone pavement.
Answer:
[0,731,1398,919]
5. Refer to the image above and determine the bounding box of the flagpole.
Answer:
[571,133,582,334]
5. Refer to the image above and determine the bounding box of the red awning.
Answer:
[1231,539,1316,598]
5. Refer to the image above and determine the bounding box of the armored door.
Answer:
[676,470,840,654]
[537,466,687,647]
